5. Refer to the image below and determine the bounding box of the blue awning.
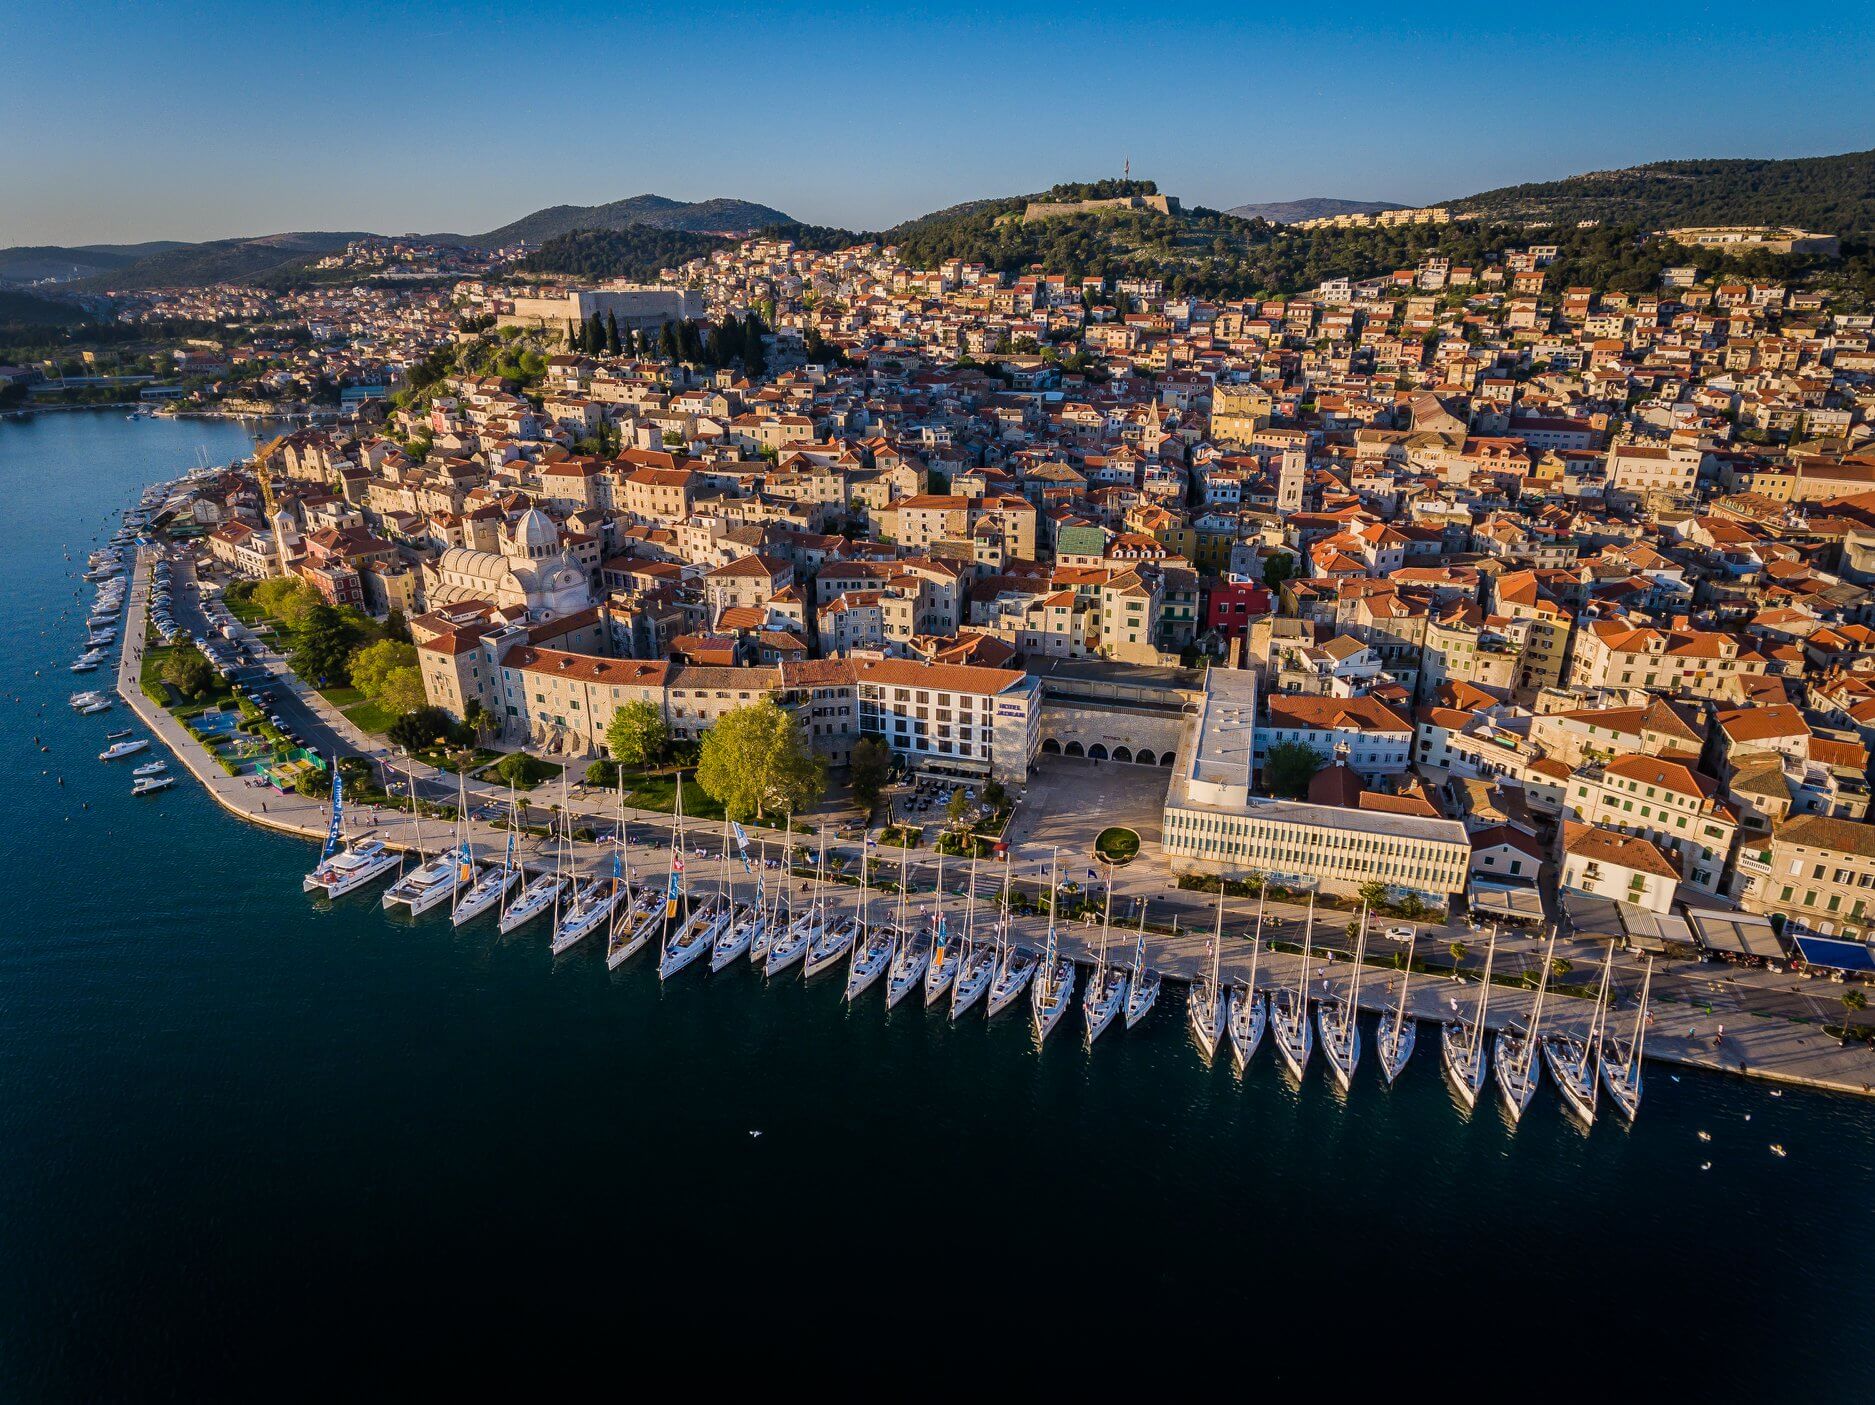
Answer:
[1793,934,1875,973]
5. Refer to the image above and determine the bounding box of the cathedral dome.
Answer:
[511,508,560,557]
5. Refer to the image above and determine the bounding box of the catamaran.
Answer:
[1375,934,1417,1085]
[984,857,1037,1017]
[1441,924,1497,1109]
[845,838,902,1000]
[1494,930,1555,1123]
[1318,904,1368,1091]
[553,774,628,954]
[1227,896,1267,1069]
[1189,885,1229,1062]
[304,764,400,897]
[659,781,728,980]
[713,829,766,970]
[950,859,997,1018]
[1599,955,1651,1121]
[454,781,521,926]
[383,767,460,915]
[885,849,937,1008]
[926,855,971,1006]
[1271,894,1317,1079]
[1543,940,1613,1125]
[1125,910,1163,1029]
[1082,880,1128,1045]
[1030,851,1075,1043]
[499,776,570,935]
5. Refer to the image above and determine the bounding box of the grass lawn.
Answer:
[317,685,365,708]
[1095,826,1140,864]
[476,754,565,791]
[341,698,398,735]
[621,771,727,822]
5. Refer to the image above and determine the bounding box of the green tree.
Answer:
[382,607,412,644]
[587,757,619,787]
[161,644,216,699]
[464,699,496,741]
[254,575,318,631]
[290,603,364,686]
[604,310,621,354]
[348,638,418,701]
[388,706,465,752]
[1262,551,1297,592]
[1448,941,1468,969]
[1357,879,1391,911]
[694,698,824,820]
[659,321,680,361]
[743,310,766,376]
[606,699,668,767]
[946,789,972,831]
[1842,988,1868,1045]
[1265,741,1324,799]
[848,736,891,813]
[379,666,428,716]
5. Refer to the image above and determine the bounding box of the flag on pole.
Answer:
[665,870,682,919]
[321,764,345,861]
[730,820,753,872]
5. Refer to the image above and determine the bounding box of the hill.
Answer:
[1224,198,1406,225]
[518,226,735,282]
[1449,148,1875,233]
[0,241,189,285]
[74,232,368,291]
[0,288,95,328]
[467,194,794,247]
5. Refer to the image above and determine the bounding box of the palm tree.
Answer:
[1841,988,1868,1046]
[1448,940,1469,972]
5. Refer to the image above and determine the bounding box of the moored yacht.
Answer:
[1543,940,1613,1126]
[658,791,728,981]
[1317,905,1368,1091]
[1030,853,1075,1043]
[1124,910,1163,1030]
[1494,931,1556,1123]
[1600,956,1652,1122]
[926,856,972,1007]
[713,831,766,971]
[1441,925,1497,1109]
[1270,894,1317,1080]
[1081,881,1128,1045]
[305,838,400,897]
[454,781,520,927]
[1375,935,1417,1085]
[1188,885,1229,1063]
[99,738,148,761]
[985,855,1041,1016]
[130,774,175,796]
[1227,896,1267,1070]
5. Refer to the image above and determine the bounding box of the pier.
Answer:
[114,549,1875,1103]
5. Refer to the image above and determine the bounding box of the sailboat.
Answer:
[1544,940,1612,1125]
[659,780,728,980]
[1030,851,1075,1043]
[303,761,400,897]
[1226,895,1267,1069]
[1375,934,1417,1085]
[1124,910,1163,1029]
[453,780,519,925]
[984,857,1037,1017]
[748,813,789,966]
[764,826,822,977]
[806,830,865,980]
[500,774,571,935]
[384,767,467,915]
[1441,924,1496,1109]
[1081,880,1128,1045]
[1270,893,1316,1079]
[950,858,997,1018]
[712,828,765,970]
[886,849,936,1008]
[606,807,662,969]
[845,837,900,1000]
[1187,885,1226,1061]
[926,855,971,1006]
[1318,904,1368,1091]
[1599,955,1651,1121]
[553,772,628,954]
[1494,930,1555,1122]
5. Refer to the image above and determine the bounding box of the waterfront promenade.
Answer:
[116,550,1875,1102]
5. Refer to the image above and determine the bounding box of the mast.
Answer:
[933,849,946,968]
[1347,904,1368,1035]
[1471,924,1498,1063]
[1392,935,1414,1050]
[451,769,468,907]
[660,772,686,960]
[405,762,422,860]
[1297,893,1315,1014]
[552,767,570,932]
[1628,956,1653,1081]
[1589,941,1615,1065]
[963,855,978,960]
[1095,870,1114,1001]
[1247,890,1264,1000]
[1132,896,1150,986]
[1524,930,1556,1075]
[1042,848,1061,995]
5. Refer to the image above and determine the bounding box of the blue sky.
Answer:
[4,0,1872,245]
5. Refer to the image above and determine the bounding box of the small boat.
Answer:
[1494,931,1556,1123]
[1227,896,1267,1070]
[1271,893,1317,1080]
[1375,934,1417,1085]
[1124,910,1162,1030]
[1188,885,1227,1062]
[105,728,133,741]
[1697,1130,1712,1143]
[1770,1144,1787,1158]
[1318,904,1369,1092]
[1600,956,1652,1122]
[1082,883,1130,1046]
[79,699,114,715]
[132,759,168,777]
[130,775,175,796]
[1544,941,1613,1126]
[99,739,149,761]
[69,690,107,710]
[1441,924,1497,1109]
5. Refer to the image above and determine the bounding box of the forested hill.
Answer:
[1449,148,1875,233]
[73,232,367,291]
[518,226,735,281]
[468,195,794,247]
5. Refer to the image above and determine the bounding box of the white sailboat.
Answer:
[950,858,996,1018]
[1030,850,1075,1043]
[1124,911,1163,1029]
[845,838,901,1001]
[1188,886,1228,1062]
[713,829,765,971]
[1375,934,1417,1085]
[453,780,520,926]
[384,767,459,915]
[764,826,821,977]
[807,831,865,980]
[926,855,971,1006]
[500,773,570,936]
[748,813,789,966]
[1318,904,1368,1091]
[1441,924,1496,1109]
[983,857,1037,1017]
[303,762,400,897]
[605,812,662,969]
[1082,881,1128,1045]
[1544,940,1612,1126]
[659,781,727,980]
[886,849,936,1008]
[1227,896,1267,1070]
[553,774,628,954]
[1270,893,1316,1079]
[1600,955,1651,1122]
[1494,930,1555,1122]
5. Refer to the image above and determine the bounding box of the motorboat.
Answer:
[132,759,168,777]
[130,775,175,796]
[99,739,149,761]
[304,837,400,898]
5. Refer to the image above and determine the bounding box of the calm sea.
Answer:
[2,410,1871,1399]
